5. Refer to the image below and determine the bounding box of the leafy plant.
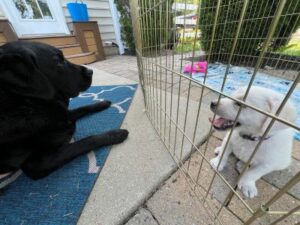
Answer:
[199,0,300,62]
[115,0,174,55]
[114,0,136,54]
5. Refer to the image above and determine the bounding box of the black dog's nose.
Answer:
[86,68,93,77]
[210,101,217,110]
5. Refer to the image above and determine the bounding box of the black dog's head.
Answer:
[0,41,93,102]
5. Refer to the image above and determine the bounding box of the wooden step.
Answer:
[0,33,8,46]
[66,52,97,65]
[57,44,83,56]
[20,35,77,47]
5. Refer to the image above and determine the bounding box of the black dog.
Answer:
[0,41,128,180]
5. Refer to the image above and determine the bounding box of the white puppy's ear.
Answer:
[262,96,296,133]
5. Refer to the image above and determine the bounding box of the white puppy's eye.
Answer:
[234,101,243,107]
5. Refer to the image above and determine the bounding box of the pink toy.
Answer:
[183,61,207,74]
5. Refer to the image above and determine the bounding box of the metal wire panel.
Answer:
[130,0,300,224]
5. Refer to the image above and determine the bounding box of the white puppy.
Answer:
[209,86,296,198]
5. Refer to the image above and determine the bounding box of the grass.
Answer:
[275,39,300,56]
[276,29,300,56]
[175,28,201,53]
[175,29,300,56]
[175,39,300,56]
[175,40,201,53]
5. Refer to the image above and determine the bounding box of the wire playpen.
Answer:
[130,0,300,224]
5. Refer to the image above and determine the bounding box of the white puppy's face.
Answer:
[210,86,296,132]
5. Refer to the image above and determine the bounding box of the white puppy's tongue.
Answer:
[209,117,228,129]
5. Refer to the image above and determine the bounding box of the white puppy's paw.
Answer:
[210,157,225,171]
[238,179,257,198]
[214,146,222,156]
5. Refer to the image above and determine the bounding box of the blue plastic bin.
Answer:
[67,1,89,22]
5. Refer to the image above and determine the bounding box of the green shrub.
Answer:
[199,0,300,62]
[115,0,136,54]
[139,0,174,55]
[115,0,174,55]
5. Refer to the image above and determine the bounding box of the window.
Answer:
[13,0,53,20]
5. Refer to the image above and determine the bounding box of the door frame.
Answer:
[108,0,124,55]
[0,0,70,37]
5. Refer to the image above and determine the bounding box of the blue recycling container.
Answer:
[67,1,89,22]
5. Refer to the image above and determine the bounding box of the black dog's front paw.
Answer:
[69,100,112,121]
[93,100,111,111]
[84,100,111,113]
[107,129,129,144]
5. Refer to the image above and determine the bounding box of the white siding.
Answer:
[60,0,117,43]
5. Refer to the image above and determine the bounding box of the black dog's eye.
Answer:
[57,53,65,63]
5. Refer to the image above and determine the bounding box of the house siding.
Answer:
[60,0,117,44]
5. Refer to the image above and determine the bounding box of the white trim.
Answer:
[108,0,124,55]
[48,0,70,34]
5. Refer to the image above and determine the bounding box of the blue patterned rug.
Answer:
[0,84,137,225]
[190,63,300,141]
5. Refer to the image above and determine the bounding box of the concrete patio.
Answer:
[77,55,300,225]
[77,55,214,225]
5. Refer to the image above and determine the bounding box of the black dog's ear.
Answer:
[0,47,55,100]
